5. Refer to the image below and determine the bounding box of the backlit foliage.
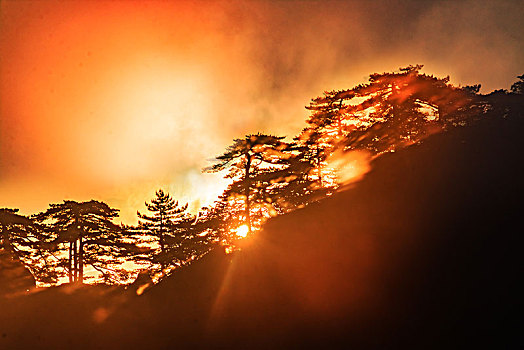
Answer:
[3,66,523,288]
[34,200,143,285]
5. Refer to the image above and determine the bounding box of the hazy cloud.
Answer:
[1,0,522,223]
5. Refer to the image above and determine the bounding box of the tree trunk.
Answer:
[1,229,12,253]
[68,241,73,283]
[159,215,166,269]
[316,146,323,187]
[73,239,78,283]
[160,217,165,253]
[78,236,84,284]
[245,154,252,234]
[337,100,344,139]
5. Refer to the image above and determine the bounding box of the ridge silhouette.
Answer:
[1,105,522,348]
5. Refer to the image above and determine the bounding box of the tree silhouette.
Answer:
[158,206,220,267]
[462,84,481,94]
[304,65,482,155]
[510,74,524,94]
[483,77,524,121]
[35,200,141,284]
[204,134,293,235]
[285,129,338,206]
[0,209,39,292]
[137,189,194,271]
[184,200,235,249]
[3,64,515,290]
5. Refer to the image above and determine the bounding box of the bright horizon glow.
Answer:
[234,225,249,238]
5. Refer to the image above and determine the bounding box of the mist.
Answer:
[1,0,522,223]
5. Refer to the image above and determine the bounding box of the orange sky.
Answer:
[1,0,523,224]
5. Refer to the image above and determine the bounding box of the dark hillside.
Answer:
[205,114,523,348]
[1,112,522,349]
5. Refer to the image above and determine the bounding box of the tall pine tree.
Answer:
[204,134,293,236]
[137,189,193,271]
[35,200,140,284]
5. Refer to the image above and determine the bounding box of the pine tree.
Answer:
[137,189,193,270]
[35,200,141,284]
[0,208,40,292]
[204,134,293,236]
[510,74,524,94]
[286,129,338,205]
[304,65,482,155]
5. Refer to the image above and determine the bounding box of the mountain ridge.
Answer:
[1,111,522,349]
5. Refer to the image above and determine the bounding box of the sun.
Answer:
[234,225,249,238]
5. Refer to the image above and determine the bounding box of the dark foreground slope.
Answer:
[197,115,523,348]
[1,114,523,349]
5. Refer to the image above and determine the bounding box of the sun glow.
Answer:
[234,225,249,238]
[327,149,372,186]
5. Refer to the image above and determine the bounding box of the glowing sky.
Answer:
[1,0,523,224]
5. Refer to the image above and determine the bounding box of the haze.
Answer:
[1,0,523,224]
